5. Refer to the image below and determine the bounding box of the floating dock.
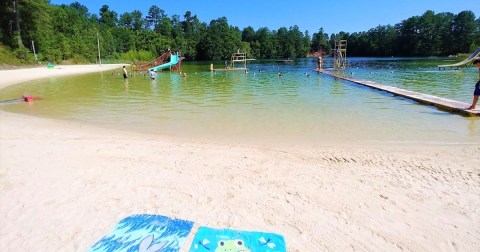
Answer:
[276,59,293,63]
[211,67,247,72]
[318,69,480,117]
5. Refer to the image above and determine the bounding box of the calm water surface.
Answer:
[1,58,479,145]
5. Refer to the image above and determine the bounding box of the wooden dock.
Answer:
[318,69,480,117]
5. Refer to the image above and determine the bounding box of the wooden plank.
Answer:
[318,69,480,117]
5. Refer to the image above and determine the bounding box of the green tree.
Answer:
[172,14,185,51]
[111,26,134,53]
[289,25,308,57]
[145,5,166,31]
[346,32,366,56]
[99,5,117,28]
[241,26,255,42]
[255,27,276,59]
[197,17,241,60]
[2,3,479,64]
[365,25,396,56]
[158,16,172,37]
[42,3,99,63]
[416,10,437,55]
[396,16,420,56]
[241,26,258,58]
[311,28,330,54]
[70,2,90,18]
[275,27,293,58]
[118,12,133,29]
[435,12,455,55]
[13,0,22,48]
[130,11,143,31]
[474,17,480,50]
[453,10,477,53]
[181,11,204,60]
[118,10,144,31]
[19,0,54,61]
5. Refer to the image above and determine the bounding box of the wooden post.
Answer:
[97,32,102,66]
[31,40,38,63]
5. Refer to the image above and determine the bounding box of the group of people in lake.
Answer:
[114,66,188,81]
[111,58,480,111]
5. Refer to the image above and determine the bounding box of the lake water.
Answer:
[1,57,479,145]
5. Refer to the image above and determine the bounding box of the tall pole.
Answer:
[97,32,101,66]
[31,40,38,63]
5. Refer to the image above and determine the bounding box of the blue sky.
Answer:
[50,0,479,35]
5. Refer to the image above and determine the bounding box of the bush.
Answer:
[14,47,35,63]
[0,44,22,64]
[119,50,156,62]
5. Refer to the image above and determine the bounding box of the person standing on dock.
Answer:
[317,56,323,69]
[466,59,480,110]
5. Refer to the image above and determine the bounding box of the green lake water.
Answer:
[1,58,479,145]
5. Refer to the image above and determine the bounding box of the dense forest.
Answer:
[1,0,479,64]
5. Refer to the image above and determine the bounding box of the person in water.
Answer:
[467,58,480,110]
[122,66,128,79]
[317,56,322,69]
[149,69,156,80]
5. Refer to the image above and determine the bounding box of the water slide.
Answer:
[148,53,180,72]
[438,47,480,68]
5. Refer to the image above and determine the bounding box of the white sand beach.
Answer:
[0,65,479,251]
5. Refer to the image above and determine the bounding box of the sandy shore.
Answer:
[0,65,479,251]
[0,64,126,89]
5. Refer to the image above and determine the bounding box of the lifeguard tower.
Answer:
[211,50,254,72]
[333,40,347,70]
[220,51,248,71]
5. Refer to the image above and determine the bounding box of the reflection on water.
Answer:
[0,58,479,145]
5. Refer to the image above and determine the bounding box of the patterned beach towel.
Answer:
[189,226,286,252]
[90,214,194,252]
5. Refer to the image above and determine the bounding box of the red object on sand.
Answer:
[23,95,34,102]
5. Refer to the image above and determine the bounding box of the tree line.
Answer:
[0,1,479,64]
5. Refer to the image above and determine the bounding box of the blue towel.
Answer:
[90,214,194,252]
[189,226,286,252]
